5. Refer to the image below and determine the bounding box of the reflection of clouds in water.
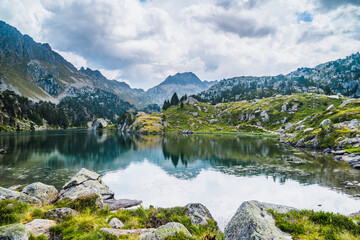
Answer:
[103,161,360,230]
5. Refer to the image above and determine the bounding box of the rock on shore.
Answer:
[224,200,295,240]
[0,186,42,207]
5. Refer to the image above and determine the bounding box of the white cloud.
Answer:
[0,0,359,89]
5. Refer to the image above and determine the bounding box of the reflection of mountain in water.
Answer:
[0,131,359,194]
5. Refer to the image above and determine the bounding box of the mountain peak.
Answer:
[160,72,202,86]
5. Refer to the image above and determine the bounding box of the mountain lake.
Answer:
[0,130,359,229]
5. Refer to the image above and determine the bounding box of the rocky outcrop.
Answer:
[103,199,142,211]
[0,223,29,240]
[90,118,108,130]
[140,222,191,240]
[185,203,214,225]
[58,168,114,201]
[0,186,42,206]
[25,219,56,238]
[21,182,58,205]
[45,208,79,222]
[109,218,124,229]
[224,201,295,240]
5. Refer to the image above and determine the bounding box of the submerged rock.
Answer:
[21,182,58,205]
[25,219,56,238]
[45,208,79,222]
[224,200,294,240]
[140,222,191,240]
[104,199,142,211]
[185,203,214,225]
[0,223,29,240]
[0,186,42,206]
[59,168,114,201]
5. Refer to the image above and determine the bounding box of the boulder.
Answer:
[185,203,214,225]
[90,118,108,130]
[210,119,219,124]
[0,223,29,240]
[21,182,58,205]
[184,97,199,105]
[59,168,114,201]
[326,104,334,111]
[60,193,104,211]
[45,208,79,222]
[224,200,295,240]
[25,219,56,238]
[140,222,191,240]
[109,217,124,229]
[0,186,42,207]
[303,128,313,133]
[320,119,332,127]
[104,199,142,211]
[100,228,154,237]
[0,148,7,154]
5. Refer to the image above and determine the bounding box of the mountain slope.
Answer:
[146,72,217,105]
[195,53,360,103]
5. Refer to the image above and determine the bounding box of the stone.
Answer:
[0,186,42,207]
[90,118,108,130]
[185,203,214,225]
[320,119,332,127]
[295,125,305,131]
[25,219,56,238]
[0,148,7,154]
[224,201,294,240]
[184,97,198,105]
[209,119,219,124]
[100,228,154,237]
[326,104,334,111]
[62,168,100,189]
[104,199,142,211]
[109,217,124,229]
[260,111,269,122]
[303,128,314,133]
[140,222,191,240]
[59,168,114,201]
[21,182,58,205]
[45,208,79,222]
[0,223,29,240]
[192,112,198,117]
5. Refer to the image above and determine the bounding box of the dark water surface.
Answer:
[0,130,359,229]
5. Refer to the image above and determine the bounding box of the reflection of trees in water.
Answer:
[0,131,359,195]
[161,134,287,167]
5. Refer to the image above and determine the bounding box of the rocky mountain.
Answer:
[195,53,360,104]
[0,21,147,107]
[146,72,217,105]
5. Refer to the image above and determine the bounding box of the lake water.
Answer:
[0,130,360,229]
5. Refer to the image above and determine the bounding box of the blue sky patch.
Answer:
[297,11,313,23]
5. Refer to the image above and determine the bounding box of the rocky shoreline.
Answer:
[1,168,360,239]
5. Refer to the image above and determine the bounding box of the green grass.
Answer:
[0,199,221,240]
[268,209,360,240]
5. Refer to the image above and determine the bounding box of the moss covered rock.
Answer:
[185,203,214,225]
[0,187,42,207]
[25,219,56,238]
[140,222,191,240]
[0,223,29,240]
[21,182,58,205]
[224,200,295,240]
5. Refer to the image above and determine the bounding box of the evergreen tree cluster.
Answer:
[162,93,188,110]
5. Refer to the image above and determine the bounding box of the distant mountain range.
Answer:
[1,20,360,112]
[195,53,360,103]
[0,21,216,108]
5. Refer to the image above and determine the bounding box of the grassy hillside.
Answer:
[120,94,360,151]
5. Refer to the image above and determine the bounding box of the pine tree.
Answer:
[170,93,179,106]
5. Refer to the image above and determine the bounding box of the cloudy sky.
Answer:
[1,0,360,89]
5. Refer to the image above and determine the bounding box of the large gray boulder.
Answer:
[21,182,58,205]
[185,203,214,225]
[109,217,124,229]
[45,208,79,222]
[58,168,114,201]
[0,223,29,240]
[104,199,142,211]
[0,186,42,207]
[140,222,191,240]
[25,219,56,238]
[224,201,295,240]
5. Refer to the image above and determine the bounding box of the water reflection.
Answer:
[0,130,359,196]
